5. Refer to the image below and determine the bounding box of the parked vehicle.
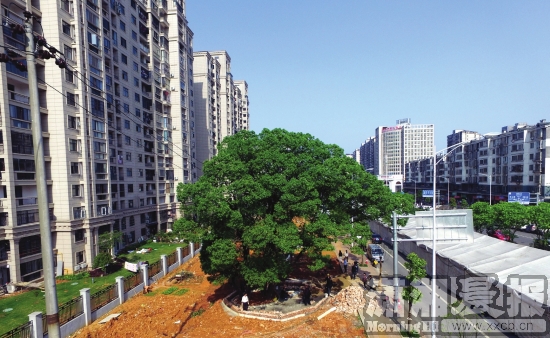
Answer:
[371,233,382,244]
[367,244,385,262]
[487,229,510,241]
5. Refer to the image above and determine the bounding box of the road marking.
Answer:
[382,246,492,338]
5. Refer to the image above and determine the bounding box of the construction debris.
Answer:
[330,285,366,314]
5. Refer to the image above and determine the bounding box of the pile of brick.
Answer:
[331,285,366,314]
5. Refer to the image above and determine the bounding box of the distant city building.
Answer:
[405,120,549,204]
[357,118,434,191]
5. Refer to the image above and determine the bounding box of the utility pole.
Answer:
[24,9,61,338]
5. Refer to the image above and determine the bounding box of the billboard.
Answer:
[508,192,530,205]
[423,190,434,198]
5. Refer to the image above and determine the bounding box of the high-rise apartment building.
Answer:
[0,0,195,284]
[193,51,249,173]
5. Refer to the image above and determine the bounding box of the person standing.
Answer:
[241,293,249,311]
[343,257,348,274]
[351,261,359,279]
[325,274,333,297]
[338,250,343,258]
[344,250,349,259]
[361,272,369,289]
[302,285,311,305]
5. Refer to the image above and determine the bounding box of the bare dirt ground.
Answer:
[72,253,365,338]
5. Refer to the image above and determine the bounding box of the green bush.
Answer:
[93,252,112,269]
[162,287,178,295]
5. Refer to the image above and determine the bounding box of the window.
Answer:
[124,120,130,129]
[126,168,132,177]
[135,124,142,132]
[68,115,80,129]
[134,77,139,87]
[70,162,81,174]
[65,69,74,83]
[122,71,128,81]
[89,53,102,75]
[126,152,132,161]
[89,76,103,96]
[129,215,135,226]
[121,54,127,64]
[133,46,138,56]
[128,184,133,193]
[11,132,33,154]
[135,108,141,117]
[72,184,82,197]
[9,105,31,129]
[138,169,143,177]
[133,62,138,71]
[131,15,137,24]
[67,92,76,106]
[138,154,143,162]
[91,97,105,118]
[120,21,126,31]
[74,229,85,242]
[92,120,105,138]
[135,93,140,102]
[69,139,79,152]
[76,251,84,264]
[121,38,127,48]
[123,103,130,113]
[93,141,106,153]
[123,87,129,97]
[125,136,131,145]
[64,45,75,61]
[132,31,138,41]
[62,21,72,36]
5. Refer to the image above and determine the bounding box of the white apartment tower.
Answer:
[193,51,249,174]
[0,0,195,284]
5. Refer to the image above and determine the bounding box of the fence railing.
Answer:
[58,296,84,326]
[0,320,31,338]
[182,245,189,258]
[194,242,200,251]
[42,314,48,335]
[167,251,177,266]
[148,260,161,277]
[90,284,117,312]
[123,272,142,293]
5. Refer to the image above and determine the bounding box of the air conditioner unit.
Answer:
[174,176,179,181]
[101,207,107,215]
[170,73,175,78]
[74,265,81,272]
[80,263,87,270]
[172,126,176,130]
[170,87,175,91]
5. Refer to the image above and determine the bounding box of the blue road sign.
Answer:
[423,190,434,198]
[508,192,530,205]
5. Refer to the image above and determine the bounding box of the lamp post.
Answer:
[480,173,492,205]
[430,141,469,338]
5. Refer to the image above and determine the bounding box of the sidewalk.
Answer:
[334,241,425,338]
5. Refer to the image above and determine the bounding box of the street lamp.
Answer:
[479,173,492,205]
[430,141,469,338]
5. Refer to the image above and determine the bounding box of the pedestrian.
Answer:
[338,250,342,258]
[367,275,375,290]
[325,274,333,297]
[361,272,369,289]
[344,250,349,259]
[275,284,282,302]
[352,261,359,279]
[343,257,348,274]
[241,293,249,311]
[302,285,311,305]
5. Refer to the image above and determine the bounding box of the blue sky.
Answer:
[187,1,550,153]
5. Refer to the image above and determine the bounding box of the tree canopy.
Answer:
[174,129,412,289]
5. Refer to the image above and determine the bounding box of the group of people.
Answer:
[339,249,374,290]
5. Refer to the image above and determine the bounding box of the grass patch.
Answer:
[118,242,186,264]
[174,288,189,296]
[190,308,205,317]
[208,275,226,286]
[162,287,178,295]
[400,330,421,337]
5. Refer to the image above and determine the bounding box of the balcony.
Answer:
[17,197,38,206]
[8,91,30,105]
[146,190,156,195]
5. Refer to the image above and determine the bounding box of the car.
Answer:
[367,244,385,263]
[371,233,382,244]
[487,229,510,241]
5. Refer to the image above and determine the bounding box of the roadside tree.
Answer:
[402,252,427,333]
[470,202,494,233]
[527,203,550,245]
[492,202,528,242]
[174,129,412,290]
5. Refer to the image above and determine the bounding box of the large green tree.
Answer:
[174,129,410,289]
[527,203,550,243]
[402,253,427,333]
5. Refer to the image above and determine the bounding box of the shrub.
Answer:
[93,252,112,269]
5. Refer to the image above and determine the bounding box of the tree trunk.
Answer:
[408,301,413,335]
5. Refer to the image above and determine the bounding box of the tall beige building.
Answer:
[0,0,195,284]
[193,51,249,175]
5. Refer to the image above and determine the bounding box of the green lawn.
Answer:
[0,241,188,334]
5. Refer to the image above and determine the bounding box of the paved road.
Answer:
[513,231,537,247]
[377,241,513,338]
